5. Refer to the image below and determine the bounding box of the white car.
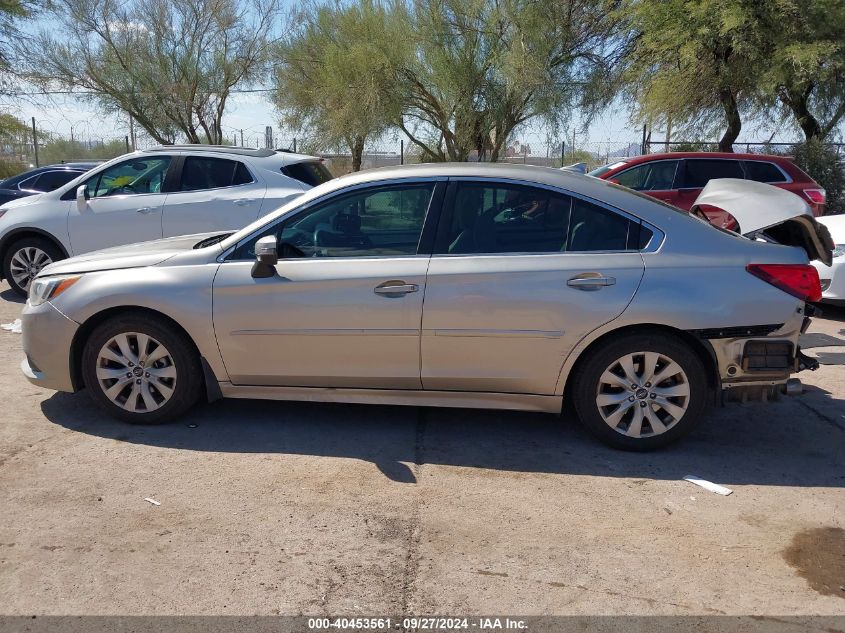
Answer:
[0,145,332,296]
[812,214,845,305]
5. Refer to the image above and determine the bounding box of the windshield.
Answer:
[588,161,628,178]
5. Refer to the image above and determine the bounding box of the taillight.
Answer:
[746,264,821,302]
[803,188,826,205]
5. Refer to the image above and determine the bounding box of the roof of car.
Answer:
[606,152,795,165]
[142,144,321,165]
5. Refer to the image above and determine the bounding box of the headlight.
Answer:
[833,244,845,259]
[28,275,80,307]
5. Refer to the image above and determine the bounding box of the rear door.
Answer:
[420,180,647,395]
[675,158,744,214]
[611,160,681,207]
[162,155,266,237]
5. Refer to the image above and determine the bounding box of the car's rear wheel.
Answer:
[3,237,64,297]
[81,315,202,424]
[571,332,709,450]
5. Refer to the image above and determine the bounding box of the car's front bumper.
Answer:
[20,300,79,392]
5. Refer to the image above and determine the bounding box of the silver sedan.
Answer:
[20,164,832,449]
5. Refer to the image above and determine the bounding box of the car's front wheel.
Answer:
[3,237,64,297]
[571,332,709,450]
[81,314,202,424]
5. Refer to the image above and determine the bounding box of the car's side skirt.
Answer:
[218,383,562,414]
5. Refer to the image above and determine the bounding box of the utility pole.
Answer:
[400,139,404,165]
[240,129,244,147]
[31,117,39,167]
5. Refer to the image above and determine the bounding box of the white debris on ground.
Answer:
[143,498,161,506]
[1,319,21,333]
[683,475,733,496]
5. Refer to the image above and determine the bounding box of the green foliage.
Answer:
[273,0,409,170]
[623,0,768,151]
[30,0,278,144]
[399,0,625,161]
[789,140,845,213]
[37,139,129,165]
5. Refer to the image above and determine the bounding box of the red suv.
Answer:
[589,153,826,224]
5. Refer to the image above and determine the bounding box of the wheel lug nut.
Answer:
[645,382,651,388]
[631,384,638,389]
[628,396,635,402]
[650,393,656,399]
[126,372,132,378]
[145,372,150,378]
[135,379,141,384]
[128,362,134,367]
[640,401,646,407]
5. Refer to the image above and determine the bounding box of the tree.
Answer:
[28,0,278,144]
[623,0,767,152]
[397,0,626,162]
[759,0,845,141]
[272,0,408,171]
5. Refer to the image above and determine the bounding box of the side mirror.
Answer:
[251,235,278,278]
[75,184,88,212]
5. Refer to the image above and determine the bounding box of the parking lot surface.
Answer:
[0,281,843,615]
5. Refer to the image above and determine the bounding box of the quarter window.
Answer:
[743,161,787,183]
[440,182,639,255]
[682,159,743,188]
[84,157,172,198]
[179,157,252,191]
[233,183,435,259]
[613,160,679,191]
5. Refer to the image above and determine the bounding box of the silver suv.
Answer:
[0,145,332,296]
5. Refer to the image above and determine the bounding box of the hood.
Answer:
[0,192,45,208]
[39,232,225,276]
[692,178,834,266]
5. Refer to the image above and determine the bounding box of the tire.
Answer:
[3,236,65,297]
[571,331,709,451]
[81,314,202,424]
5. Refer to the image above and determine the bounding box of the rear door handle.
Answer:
[567,274,616,290]
[136,206,155,214]
[234,198,255,206]
[374,281,419,297]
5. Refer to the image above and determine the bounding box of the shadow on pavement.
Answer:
[41,385,845,487]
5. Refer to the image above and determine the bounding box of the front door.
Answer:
[213,181,442,388]
[68,156,172,255]
[421,180,646,395]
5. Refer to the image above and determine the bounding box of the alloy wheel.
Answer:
[95,332,177,413]
[9,246,52,291]
[595,351,691,438]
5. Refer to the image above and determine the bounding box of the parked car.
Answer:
[0,162,100,206]
[811,214,845,305]
[589,152,826,227]
[0,146,332,296]
[21,165,832,450]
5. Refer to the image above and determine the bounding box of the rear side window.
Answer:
[179,157,253,191]
[743,161,787,183]
[439,182,640,255]
[614,160,679,191]
[682,159,743,188]
[281,161,333,187]
[30,170,80,192]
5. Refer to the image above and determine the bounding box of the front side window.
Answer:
[179,157,253,191]
[84,157,171,198]
[682,159,743,188]
[232,183,435,259]
[440,182,639,255]
[614,160,678,191]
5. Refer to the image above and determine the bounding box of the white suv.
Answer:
[0,145,332,296]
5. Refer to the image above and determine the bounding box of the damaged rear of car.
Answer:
[689,179,833,401]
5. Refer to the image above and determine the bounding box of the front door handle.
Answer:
[567,273,616,290]
[234,198,255,206]
[136,206,155,214]
[374,280,419,297]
